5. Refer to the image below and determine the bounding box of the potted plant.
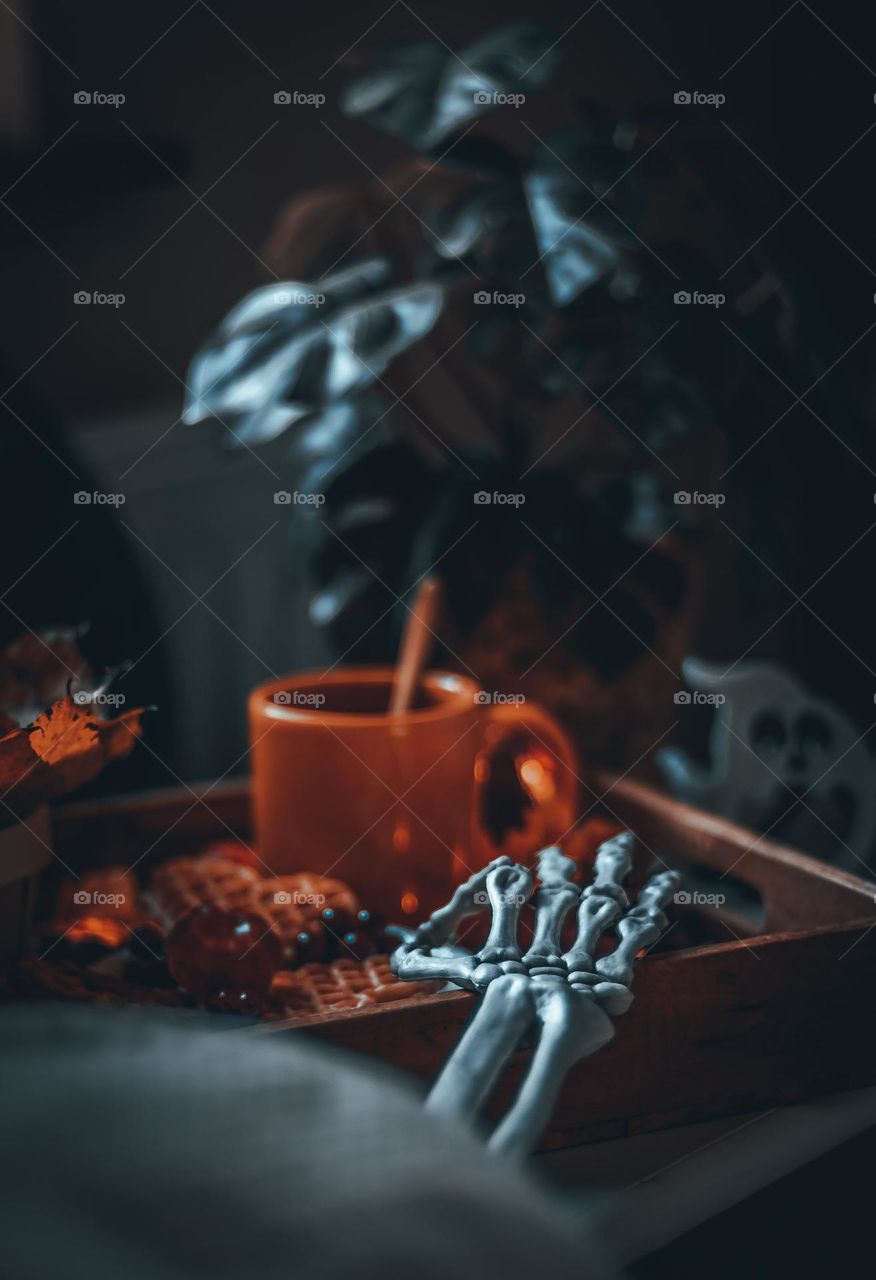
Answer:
[185,23,793,771]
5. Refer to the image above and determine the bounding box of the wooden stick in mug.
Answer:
[390,577,442,721]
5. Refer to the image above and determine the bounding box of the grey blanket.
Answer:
[0,1004,608,1280]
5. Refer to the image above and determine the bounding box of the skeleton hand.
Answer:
[393,835,679,1157]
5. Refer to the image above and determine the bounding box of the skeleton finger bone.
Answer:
[596,869,681,986]
[398,856,514,954]
[477,863,533,962]
[563,832,633,973]
[392,946,479,990]
[522,846,581,969]
[588,831,634,903]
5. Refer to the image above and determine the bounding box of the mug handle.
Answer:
[471,699,580,864]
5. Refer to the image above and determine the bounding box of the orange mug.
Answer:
[248,667,579,920]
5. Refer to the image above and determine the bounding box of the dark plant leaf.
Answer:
[425,183,514,260]
[330,497,397,536]
[341,23,560,150]
[294,394,406,490]
[525,170,623,305]
[424,134,520,175]
[294,396,395,496]
[611,358,710,454]
[299,432,687,680]
[183,260,444,448]
[622,472,677,543]
[309,569,375,628]
[524,128,645,306]
[299,437,441,653]
[521,286,631,395]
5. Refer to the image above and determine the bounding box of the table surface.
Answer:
[539,1085,876,1268]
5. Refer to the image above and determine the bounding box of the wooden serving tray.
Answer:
[49,775,876,1152]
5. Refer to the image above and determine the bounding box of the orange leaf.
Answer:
[0,695,145,829]
[29,699,99,766]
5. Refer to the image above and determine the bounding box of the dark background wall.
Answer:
[8,0,868,414]
[2,1,874,784]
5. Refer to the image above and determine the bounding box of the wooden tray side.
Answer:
[258,920,876,1150]
[600,773,876,932]
[52,780,253,870]
[50,775,876,1151]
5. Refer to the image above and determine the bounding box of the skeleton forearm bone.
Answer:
[488,980,614,1157]
[427,973,538,1119]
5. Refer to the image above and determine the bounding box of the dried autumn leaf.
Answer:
[0,694,145,830]
[30,697,102,767]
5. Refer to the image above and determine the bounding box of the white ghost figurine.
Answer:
[657,657,876,873]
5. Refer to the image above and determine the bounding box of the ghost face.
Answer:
[661,659,876,872]
[746,704,859,852]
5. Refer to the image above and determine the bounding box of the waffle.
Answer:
[146,855,262,928]
[267,954,440,1021]
[147,859,361,961]
[249,873,359,956]
[251,873,358,921]
[32,851,438,1023]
